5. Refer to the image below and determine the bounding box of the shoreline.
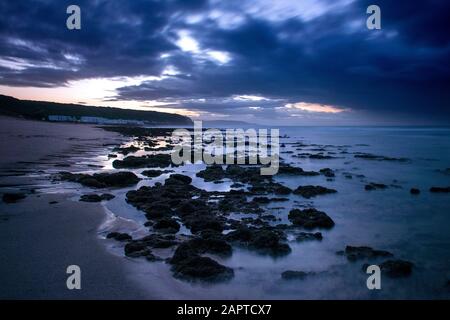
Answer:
[1,117,449,299]
[0,116,151,299]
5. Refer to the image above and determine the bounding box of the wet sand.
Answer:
[0,116,121,170]
[0,116,150,299]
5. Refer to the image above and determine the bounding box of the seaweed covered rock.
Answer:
[172,256,234,282]
[277,165,320,176]
[170,241,233,281]
[153,217,180,233]
[288,208,335,229]
[226,227,291,256]
[365,183,388,191]
[79,193,115,202]
[293,185,337,198]
[296,232,323,242]
[141,169,173,177]
[363,260,414,278]
[60,171,140,188]
[429,186,450,193]
[113,145,140,155]
[124,242,152,258]
[341,246,393,261]
[106,232,132,241]
[112,154,174,169]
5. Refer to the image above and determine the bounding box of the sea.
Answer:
[42,126,450,299]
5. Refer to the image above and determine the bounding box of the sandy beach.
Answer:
[0,116,149,299]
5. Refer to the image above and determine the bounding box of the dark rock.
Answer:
[343,246,393,261]
[293,185,337,198]
[186,236,232,256]
[378,259,414,278]
[141,169,173,177]
[165,174,192,185]
[124,242,151,257]
[230,183,245,188]
[281,270,310,280]
[365,183,388,191]
[226,227,291,256]
[145,253,163,262]
[106,232,132,241]
[430,186,450,193]
[153,217,180,233]
[170,241,233,281]
[309,154,335,160]
[144,203,174,219]
[288,208,335,229]
[113,145,140,155]
[112,154,174,169]
[172,255,234,282]
[60,171,140,188]
[188,218,224,234]
[252,197,271,204]
[355,153,408,162]
[410,188,420,195]
[2,192,26,203]
[296,232,323,242]
[320,168,335,177]
[196,165,225,181]
[80,193,115,202]
[139,234,178,248]
[273,184,292,195]
[277,165,319,176]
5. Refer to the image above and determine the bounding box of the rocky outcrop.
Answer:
[288,208,335,229]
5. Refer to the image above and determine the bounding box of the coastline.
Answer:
[0,116,150,299]
[0,117,449,299]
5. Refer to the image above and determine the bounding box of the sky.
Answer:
[0,0,449,125]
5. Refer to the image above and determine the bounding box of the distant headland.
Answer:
[0,94,193,126]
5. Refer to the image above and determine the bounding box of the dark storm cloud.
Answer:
[0,0,449,123]
[0,0,207,86]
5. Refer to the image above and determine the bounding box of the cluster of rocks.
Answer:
[288,208,335,229]
[112,154,175,169]
[97,130,424,285]
[141,169,174,178]
[296,232,323,242]
[79,193,115,202]
[293,185,337,198]
[90,130,428,286]
[59,171,140,188]
[338,246,393,261]
[362,260,414,278]
[338,246,414,278]
[110,168,340,281]
[113,145,140,155]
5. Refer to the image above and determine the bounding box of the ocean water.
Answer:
[51,126,450,299]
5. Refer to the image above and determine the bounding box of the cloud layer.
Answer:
[0,0,449,124]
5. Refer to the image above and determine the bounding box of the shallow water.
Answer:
[40,126,450,299]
